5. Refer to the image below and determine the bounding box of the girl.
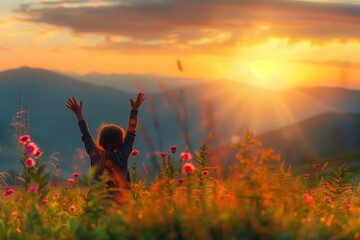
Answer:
[66,93,145,205]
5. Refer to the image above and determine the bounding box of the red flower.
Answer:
[170,146,177,154]
[131,149,139,156]
[314,163,320,168]
[3,187,14,197]
[67,178,75,184]
[35,151,43,158]
[160,152,168,157]
[182,162,195,175]
[212,166,219,172]
[42,199,49,205]
[324,196,331,203]
[303,194,315,205]
[324,182,331,187]
[73,172,80,178]
[177,178,184,184]
[202,170,209,176]
[19,135,31,145]
[303,174,309,179]
[69,205,76,212]
[25,157,35,167]
[180,152,193,161]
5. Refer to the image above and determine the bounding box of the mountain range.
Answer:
[1,66,359,177]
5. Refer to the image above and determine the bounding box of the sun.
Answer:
[251,60,276,79]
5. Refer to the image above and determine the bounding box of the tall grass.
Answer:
[1,129,360,239]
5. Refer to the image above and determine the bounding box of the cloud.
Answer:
[16,0,360,52]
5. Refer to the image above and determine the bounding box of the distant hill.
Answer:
[257,112,360,166]
[1,67,360,177]
[66,72,205,93]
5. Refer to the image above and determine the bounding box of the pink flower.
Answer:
[323,182,331,187]
[346,204,351,210]
[69,205,76,212]
[160,152,168,157]
[42,199,49,205]
[170,146,177,154]
[35,151,43,158]
[182,162,195,175]
[24,158,35,167]
[346,189,352,193]
[193,189,201,194]
[303,173,309,179]
[68,178,75,184]
[177,178,184,184]
[19,135,31,145]
[344,197,349,203]
[29,186,38,193]
[73,172,80,178]
[26,142,39,156]
[131,149,139,156]
[180,152,193,161]
[324,196,332,202]
[202,170,209,176]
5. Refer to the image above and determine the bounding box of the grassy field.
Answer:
[1,131,360,239]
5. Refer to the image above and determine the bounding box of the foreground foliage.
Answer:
[1,131,360,240]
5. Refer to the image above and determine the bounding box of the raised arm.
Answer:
[114,93,145,167]
[127,93,145,133]
[66,97,98,157]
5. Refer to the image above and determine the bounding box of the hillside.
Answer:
[1,67,360,176]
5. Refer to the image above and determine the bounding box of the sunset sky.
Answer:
[0,0,359,89]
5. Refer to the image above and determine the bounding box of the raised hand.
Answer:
[130,93,145,111]
[66,97,84,121]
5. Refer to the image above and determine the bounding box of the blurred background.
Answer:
[0,0,359,178]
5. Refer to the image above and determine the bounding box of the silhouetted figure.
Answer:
[66,93,145,205]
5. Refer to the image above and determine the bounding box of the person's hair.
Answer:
[96,124,127,189]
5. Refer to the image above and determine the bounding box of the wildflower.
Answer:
[170,146,177,154]
[303,194,315,204]
[131,149,139,156]
[73,172,80,178]
[182,162,195,175]
[303,173,309,179]
[314,163,320,168]
[42,199,49,205]
[24,158,35,167]
[67,178,75,184]
[212,166,219,172]
[346,204,351,210]
[344,197,349,203]
[35,151,43,158]
[323,182,331,187]
[54,183,58,187]
[180,152,193,161]
[345,189,352,193]
[64,187,69,191]
[69,205,76,212]
[202,170,209,176]
[26,142,39,156]
[177,178,184,184]
[193,189,201,194]
[54,193,59,198]
[19,135,31,145]
[3,187,14,197]
[29,186,38,193]
[160,152,168,157]
[324,196,331,202]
